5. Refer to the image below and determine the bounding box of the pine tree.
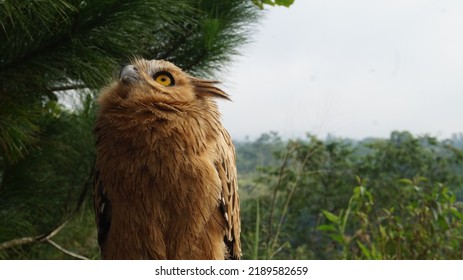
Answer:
[0,0,260,259]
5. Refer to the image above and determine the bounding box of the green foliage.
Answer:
[252,0,295,9]
[235,132,284,174]
[0,0,259,164]
[0,97,95,259]
[239,134,359,259]
[320,179,463,259]
[234,132,285,202]
[0,0,260,259]
[238,131,463,259]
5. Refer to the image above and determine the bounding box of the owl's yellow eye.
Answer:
[155,75,171,86]
[153,71,175,87]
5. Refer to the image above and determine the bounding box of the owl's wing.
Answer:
[216,129,241,260]
[93,168,112,251]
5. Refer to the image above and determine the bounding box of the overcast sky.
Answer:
[219,0,463,140]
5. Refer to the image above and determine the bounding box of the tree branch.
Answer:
[0,220,68,251]
[0,219,90,259]
[266,143,297,248]
[159,25,197,60]
[46,239,89,260]
[0,237,39,251]
[0,167,94,258]
[49,84,88,92]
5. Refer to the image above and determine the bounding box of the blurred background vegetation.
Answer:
[1,0,462,260]
[238,131,463,259]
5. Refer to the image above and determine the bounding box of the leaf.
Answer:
[398,178,414,185]
[449,193,457,204]
[379,225,387,238]
[252,0,264,9]
[437,216,449,231]
[353,186,363,196]
[330,234,345,245]
[252,0,295,8]
[275,0,295,7]
[356,241,371,260]
[450,208,463,221]
[317,224,336,232]
[322,210,340,224]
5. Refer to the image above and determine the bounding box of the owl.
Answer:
[93,58,241,259]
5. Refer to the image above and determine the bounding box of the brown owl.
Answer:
[93,58,241,260]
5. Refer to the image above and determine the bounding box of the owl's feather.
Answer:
[93,59,240,259]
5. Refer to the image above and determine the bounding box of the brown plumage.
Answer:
[93,58,241,259]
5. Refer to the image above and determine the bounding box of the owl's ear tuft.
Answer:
[191,77,231,101]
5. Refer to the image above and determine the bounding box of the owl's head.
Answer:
[97,58,229,123]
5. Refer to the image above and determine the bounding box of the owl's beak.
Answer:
[120,64,139,84]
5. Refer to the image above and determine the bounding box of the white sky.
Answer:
[219,0,463,140]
